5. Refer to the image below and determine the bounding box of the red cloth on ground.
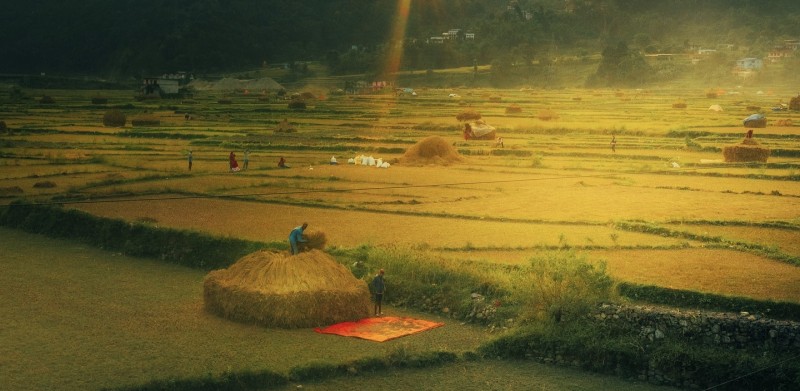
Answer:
[314,316,444,342]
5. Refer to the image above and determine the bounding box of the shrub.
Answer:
[39,95,55,104]
[288,99,306,110]
[0,120,6,132]
[505,104,522,114]
[103,109,127,127]
[131,117,161,127]
[32,181,56,188]
[91,97,108,104]
[512,250,614,324]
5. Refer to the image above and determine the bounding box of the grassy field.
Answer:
[1,79,798,389]
[0,228,677,391]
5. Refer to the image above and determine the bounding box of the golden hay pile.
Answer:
[505,104,522,114]
[790,96,800,111]
[723,138,770,163]
[455,109,482,122]
[401,136,464,165]
[297,230,326,252]
[537,109,559,121]
[672,101,687,109]
[204,249,371,328]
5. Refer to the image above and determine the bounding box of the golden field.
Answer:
[2,83,799,304]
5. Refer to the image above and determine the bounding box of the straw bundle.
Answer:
[505,104,522,114]
[297,230,326,252]
[723,138,770,163]
[456,109,482,122]
[204,249,372,328]
[790,96,800,111]
[401,136,464,165]
[537,109,559,121]
[672,101,687,109]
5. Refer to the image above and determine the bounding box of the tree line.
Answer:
[1,0,798,85]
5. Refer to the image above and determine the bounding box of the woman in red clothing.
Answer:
[229,151,240,172]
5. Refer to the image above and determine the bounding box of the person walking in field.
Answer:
[371,269,386,317]
[611,134,617,153]
[188,150,193,171]
[288,223,308,255]
[243,149,250,170]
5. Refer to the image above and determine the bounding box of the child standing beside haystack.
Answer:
[371,269,385,317]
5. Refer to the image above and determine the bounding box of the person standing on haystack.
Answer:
[371,269,386,317]
[288,223,308,255]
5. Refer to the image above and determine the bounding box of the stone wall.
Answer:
[593,304,800,354]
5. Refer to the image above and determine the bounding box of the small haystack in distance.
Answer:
[456,109,481,122]
[463,120,496,140]
[743,113,767,128]
[275,118,296,133]
[790,95,800,111]
[401,136,464,165]
[204,249,371,328]
[708,104,723,112]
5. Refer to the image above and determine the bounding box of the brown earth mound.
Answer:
[401,136,464,165]
[203,249,371,328]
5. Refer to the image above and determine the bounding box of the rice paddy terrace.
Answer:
[2,84,799,302]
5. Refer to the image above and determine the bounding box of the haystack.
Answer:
[456,109,482,122]
[401,136,464,165]
[723,131,769,163]
[743,113,766,128]
[537,109,559,121]
[204,249,371,328]
[275,118,296,133]
[463,120,497,140]
[790,95,800,111]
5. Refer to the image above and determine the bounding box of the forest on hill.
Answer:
[1,0,799,85]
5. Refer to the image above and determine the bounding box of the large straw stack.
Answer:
[401,136,464,165]
[204,249,371,328]
[723,135,770,163]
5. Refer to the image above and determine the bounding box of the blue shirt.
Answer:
[372,274,385,294]
[289,226,306,243]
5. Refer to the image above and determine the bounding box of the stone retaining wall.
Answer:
[593,304,800,353]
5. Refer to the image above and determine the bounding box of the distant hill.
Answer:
[1,0,798,79]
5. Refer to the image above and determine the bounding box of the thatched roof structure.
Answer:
[204,249,371,328]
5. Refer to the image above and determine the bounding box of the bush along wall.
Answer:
[0,201,275,270]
